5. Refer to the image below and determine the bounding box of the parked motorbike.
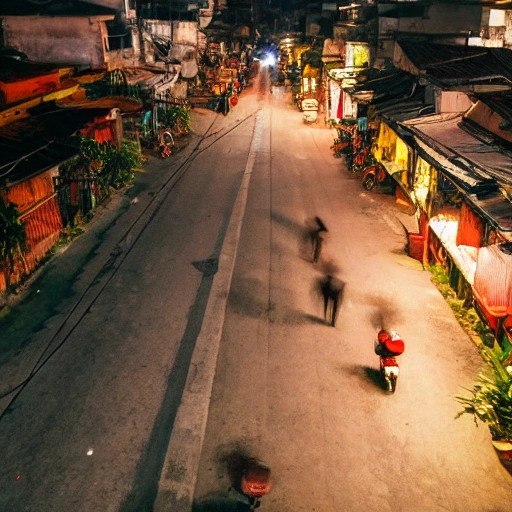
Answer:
[158,129,174,159]
[374,329,404,393]
[361,162,386,190]
[348,137,376,175]
[330,127,353,158]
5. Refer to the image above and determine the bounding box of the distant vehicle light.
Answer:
[263,54,276,66]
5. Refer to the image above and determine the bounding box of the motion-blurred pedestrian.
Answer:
[311,216,328,264]
[320,275,344,327]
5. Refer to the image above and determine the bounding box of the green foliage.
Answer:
[428,263,450,286]
[60,137,143,191]
[163,104,191,136]
[0,196,27,290]
[426,263,494,346]
[455,345,512,441]
[103,140,142,189]
[302,50,323,69]
[55,225,85,248]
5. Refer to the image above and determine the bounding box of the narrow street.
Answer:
[0,70,511,512]
[191,76,512,511]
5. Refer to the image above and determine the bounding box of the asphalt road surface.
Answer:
[0,69,511,512]
[192,77,512,511]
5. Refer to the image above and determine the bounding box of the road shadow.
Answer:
[302,311,332,326]
[363,365,387,392]
[193,441,270,511]
[193,494,249,512]
[229,283,343,327]
[215,443,253,490]
[271,211,305,240]
[228,277,267,319]
[364,295,404,330]
[120,198,236,512]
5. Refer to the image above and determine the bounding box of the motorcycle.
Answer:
[330,127,353,158]
[361,162,386,190]
[360,162,398,194]
[229,458,272,510]
[375,329,404,393]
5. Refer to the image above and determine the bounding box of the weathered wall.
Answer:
[172,21,198,46]
[144,20,198,46]
[465,101,512,144]
[437,90,473,114]
[2,16,108,69]
[396,5,481,34]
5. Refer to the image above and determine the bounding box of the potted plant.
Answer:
[455,344,512,473]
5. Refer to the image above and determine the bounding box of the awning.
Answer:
[474,243,512,316]
[56,93,143,113]
[429,216,477,284]
[346,68,417,103]
[412,133,512,232]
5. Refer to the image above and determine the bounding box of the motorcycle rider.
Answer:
[376,329,404,357]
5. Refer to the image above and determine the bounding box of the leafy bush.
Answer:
[0,197,27,291]
[60,138,143,192]
[455,345,512,441]
[426,263,494,344]
[163,104,191,136]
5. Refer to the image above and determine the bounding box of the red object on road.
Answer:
[378,330,404,355]
[242,459,272,498]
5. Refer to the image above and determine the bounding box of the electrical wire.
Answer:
[0,108,259,421]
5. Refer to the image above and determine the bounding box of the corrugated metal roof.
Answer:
[397,42,487,70]
[0,56,58,82]
[347,67,433,121]
[405,114,512,184]
[348,68,416,98]
[402,113,512,231]
[475,91,512,124]
[0,0,117,17]
[0,106,112,187]
[397,42,512,90]
[426,54,512,89]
